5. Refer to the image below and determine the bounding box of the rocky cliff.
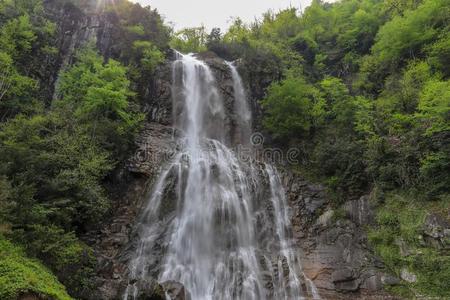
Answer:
[281,171,399,299]
[39,0,170,105]
[81,52,403,300]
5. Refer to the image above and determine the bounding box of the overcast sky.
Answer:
[132,0,322,31]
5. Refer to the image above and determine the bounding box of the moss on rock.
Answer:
[368,194,450,298]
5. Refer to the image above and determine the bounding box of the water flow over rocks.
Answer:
[124,52,320,300]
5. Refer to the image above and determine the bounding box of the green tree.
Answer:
[170,26,208,53]
[132,40,164,74]
[417,79,450,136]
[0,46,142,298]
[372,0,449,66]
[56,47,143,158]
[0,0,55,118]
[426,31,450,77]
[0,112,109,296]
[262,76,325,139]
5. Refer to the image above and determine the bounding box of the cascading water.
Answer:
[124,52,320,300]
[226,61,252,145]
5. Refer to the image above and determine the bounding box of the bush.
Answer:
[262,76,325,139]
[0,235,72,300]
[312,136,368,198]
[12,225,96,297]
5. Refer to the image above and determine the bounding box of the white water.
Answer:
[226,61,252,146]
[124,52,320,300]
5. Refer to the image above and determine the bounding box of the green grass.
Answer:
[0,235,72,300]
[385,284,415,299]
[368,193,450,298]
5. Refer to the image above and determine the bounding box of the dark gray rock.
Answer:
[18,293,43,300]
[334,279,361,292]
[280,170,392,299]
[343,195,374,226]
[381,275,401,286]
[422,213,450,250]
[125,279,165,300]
[361,273,382,291]
[331,267,354,283]
[128,123,180,176]
[142,60,174,125]
[161,281,191,300]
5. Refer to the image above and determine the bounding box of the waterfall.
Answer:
[124,52,320,300]
[226,61,252,145]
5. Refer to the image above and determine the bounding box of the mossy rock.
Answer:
[368,193,450,298]
[0,235,72,300]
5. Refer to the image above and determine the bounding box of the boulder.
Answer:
[124,279,165,300]
[361,274,382,291]
[331,267,354,283]
[400,268,417,283]
[381,275,401,286]
[422,213,450,249]
[331,268,360,291]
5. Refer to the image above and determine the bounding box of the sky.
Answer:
[132,0,321,31]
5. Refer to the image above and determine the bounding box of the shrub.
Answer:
[0,235,72,300]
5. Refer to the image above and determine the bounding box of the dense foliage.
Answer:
[0,0,169,298]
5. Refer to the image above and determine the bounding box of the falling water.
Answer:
[124,52,320,300]
[226,61,252,145]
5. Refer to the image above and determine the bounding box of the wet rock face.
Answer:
[140,50,254,144]
[196,51,251,146]
[143,61,173,125]
[86,51,248,300]
[200,52,235,143]
[86,122,178,300]
[122,279,166,300]
[281,170,395,299]
[127,123,180,176]
[161,281,191,300]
